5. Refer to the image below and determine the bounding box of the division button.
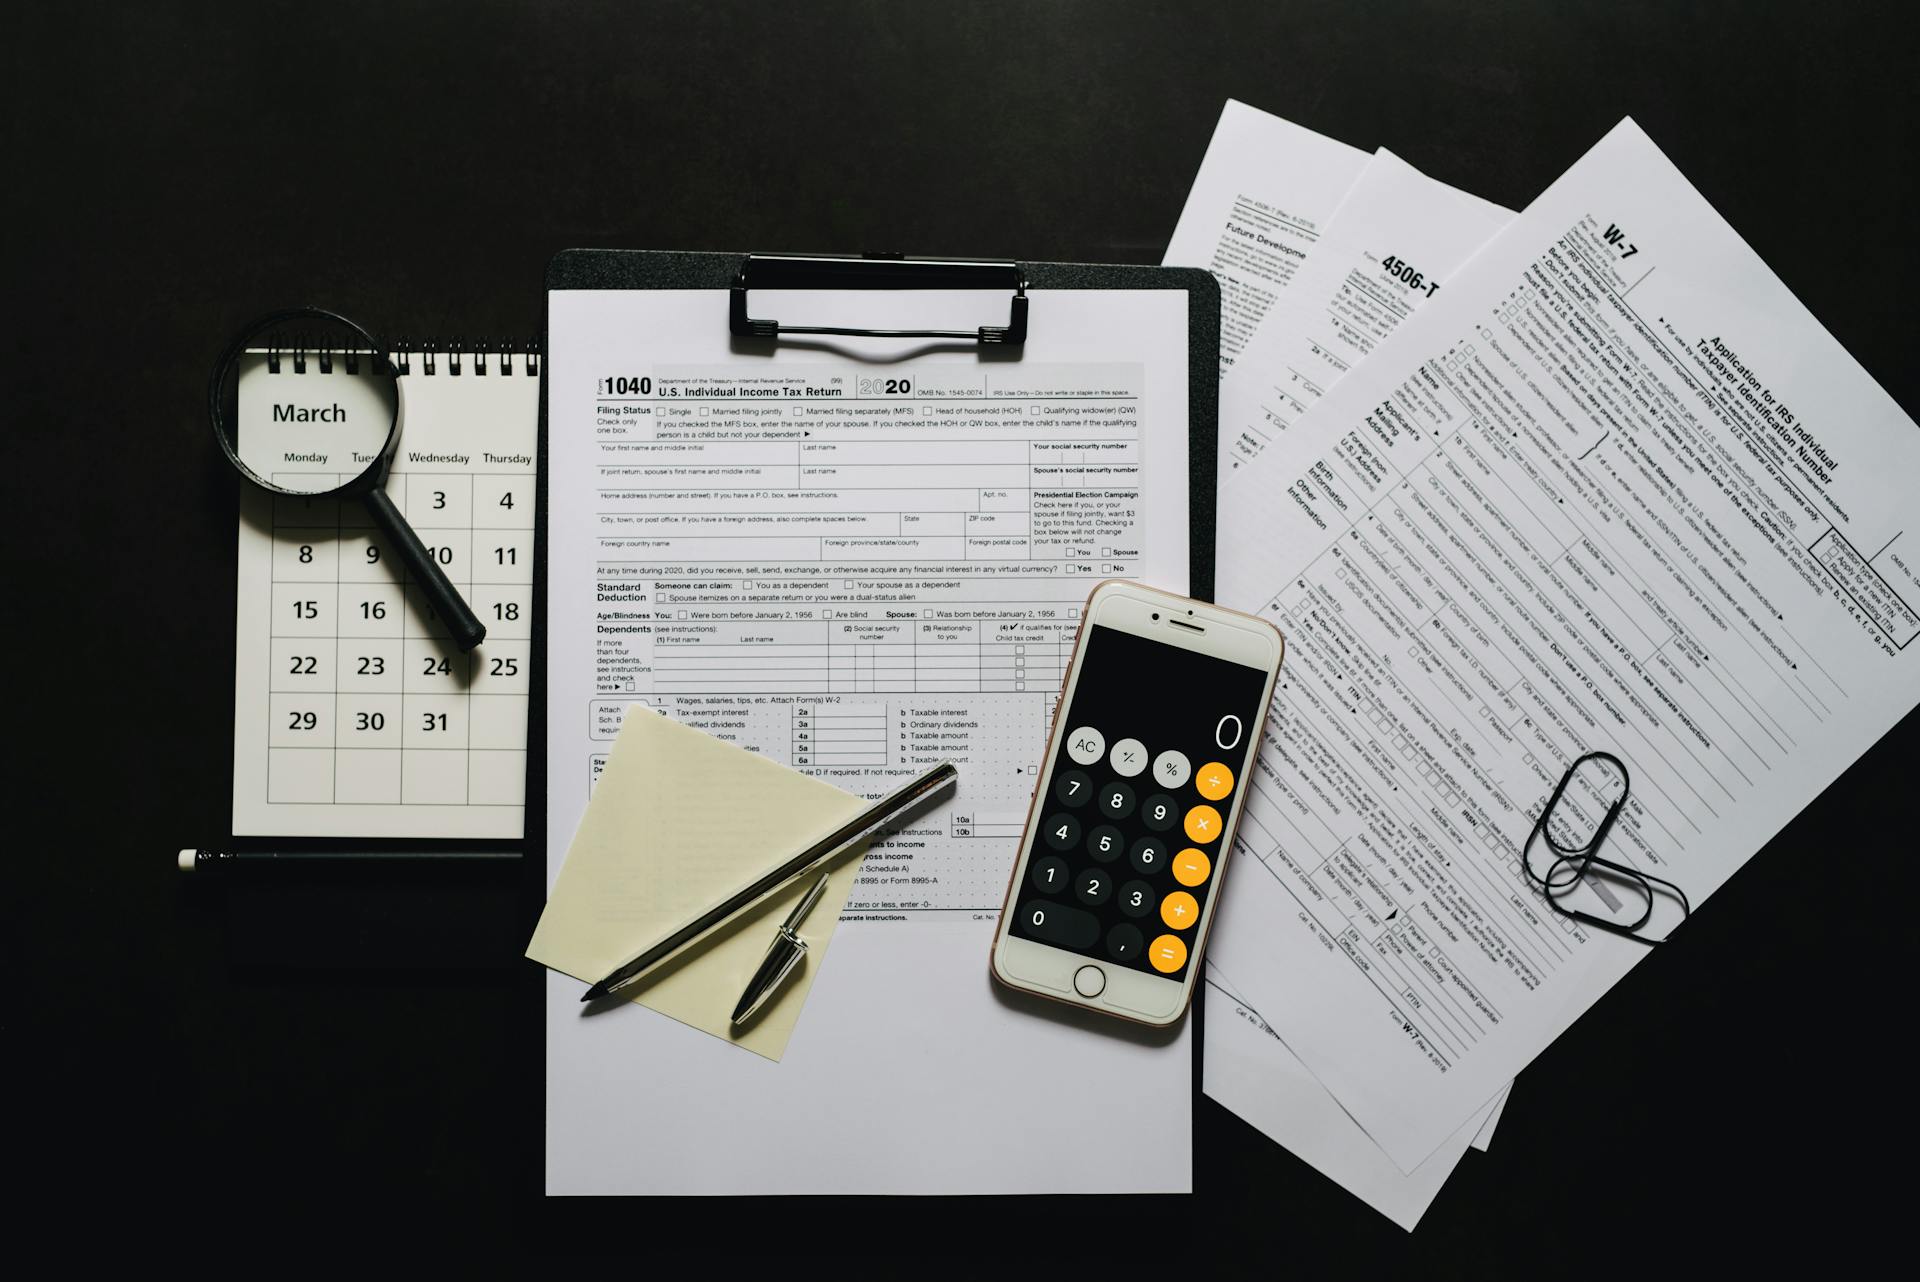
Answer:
[1097,780,1136,819]
[1041,813,1082,851]
[1159,889,1199,930]
[1074,867,1114,907]
[1182,803,1223,845]
[1073,964,1107,997]
[1109,737,1148,777]
[1171,847,1212,887]
[1054,768,1093,808]
[1030,854,1069,895]
[1139,792,1178,832]
[1151,749,1191,788]
[1148,933,1189,973]
[1195,761,1235,801]
[1019,900,1100,950]
[1066,726,1105,765]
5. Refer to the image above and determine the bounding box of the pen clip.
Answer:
[732,928,810,1028]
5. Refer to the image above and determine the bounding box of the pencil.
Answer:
[177,848,522,873]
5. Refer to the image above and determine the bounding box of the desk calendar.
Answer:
[231,345,540,838]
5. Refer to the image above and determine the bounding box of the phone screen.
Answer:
[1009,624,1271,982]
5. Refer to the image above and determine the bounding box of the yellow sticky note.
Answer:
[527,706,870,1061]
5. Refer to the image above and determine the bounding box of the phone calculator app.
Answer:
[1009,624,1271,982]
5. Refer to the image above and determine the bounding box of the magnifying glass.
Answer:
[209,308,486,652]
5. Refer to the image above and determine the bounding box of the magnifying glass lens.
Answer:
[211,309,486,651]
[215,314,398,496]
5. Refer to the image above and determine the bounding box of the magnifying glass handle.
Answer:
[364,488,488,653]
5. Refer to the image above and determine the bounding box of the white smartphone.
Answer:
[990,580,1285,1026]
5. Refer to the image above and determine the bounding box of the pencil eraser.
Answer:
[177,849,197,872]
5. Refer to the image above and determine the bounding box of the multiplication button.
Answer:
[1066,726,1105,765]
[1183,804,1222,844]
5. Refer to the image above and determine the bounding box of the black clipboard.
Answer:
[529,249,1220,890]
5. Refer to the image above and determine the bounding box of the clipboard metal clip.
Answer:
[729,253,1028,346]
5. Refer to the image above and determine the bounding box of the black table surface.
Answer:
[13,0,1917,1266]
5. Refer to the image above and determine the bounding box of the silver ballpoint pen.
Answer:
[731,871,833,1026]
[581,761,959,1003]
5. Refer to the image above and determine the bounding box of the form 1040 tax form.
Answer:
[543,285,1201,1194]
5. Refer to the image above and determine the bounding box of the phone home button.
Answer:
[1073,964,1107,998]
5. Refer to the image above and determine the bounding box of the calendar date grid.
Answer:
[262,469,534,808]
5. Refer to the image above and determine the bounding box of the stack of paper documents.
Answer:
[1168,100,1920,1228]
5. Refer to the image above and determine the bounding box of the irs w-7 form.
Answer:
[544,285,1197,1194]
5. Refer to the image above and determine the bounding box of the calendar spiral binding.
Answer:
[264,336,542,378]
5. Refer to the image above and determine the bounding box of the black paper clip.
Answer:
[1520,752,1690,944]
[729,253,1029,345]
